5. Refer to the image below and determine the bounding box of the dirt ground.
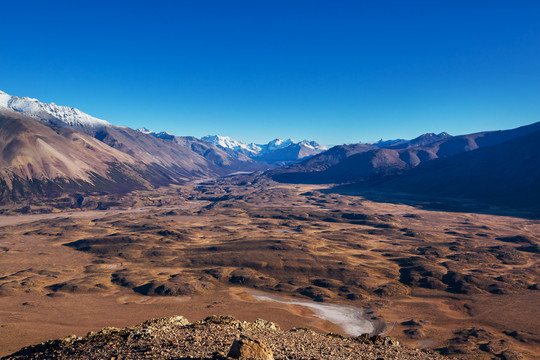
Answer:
[0,181,538,359]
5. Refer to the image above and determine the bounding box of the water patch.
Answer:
[103,263,122,269]
[246,290,382,336]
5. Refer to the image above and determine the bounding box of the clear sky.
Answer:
[1,1,539,144]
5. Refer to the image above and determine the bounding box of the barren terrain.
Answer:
[0,180,538,359]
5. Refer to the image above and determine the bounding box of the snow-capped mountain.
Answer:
[137,127,175,140]
[202,135,328,164]
[0,90,110,129]
[201,135,261,156]
[0,90,270,202]
[264,138,295,151]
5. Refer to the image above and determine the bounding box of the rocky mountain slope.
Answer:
[0,91,260,203]
[2,315,452,360]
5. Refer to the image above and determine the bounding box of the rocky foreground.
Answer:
[2,315,455,360]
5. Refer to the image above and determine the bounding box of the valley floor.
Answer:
[0,181,539,359]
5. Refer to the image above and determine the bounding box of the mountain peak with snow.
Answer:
[136,127,176,140]
[202,135,327,164]
[201,135,262,155]
[0,90,110,129]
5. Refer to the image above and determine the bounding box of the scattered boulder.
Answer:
[198,315,241,326]
[227,335,274,360]
[354,333,400,346]
[249,319,280,331]
[142,316,190,329]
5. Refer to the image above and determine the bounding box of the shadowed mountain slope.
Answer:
[367,128,540,210]
[0,108,258,203]
[271,122,540,185]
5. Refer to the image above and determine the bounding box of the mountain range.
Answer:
[201,135,328,165]
[0,90,263,202]
[269,121,540,212]
[0,89,538,213]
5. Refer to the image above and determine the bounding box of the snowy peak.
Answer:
[265,138,294,151]
[201,135,327,164]
[136,127,153,134]
[298,139,326,150]
[0,90,110,129]
[202,135,261,155]
[137,128,175,140]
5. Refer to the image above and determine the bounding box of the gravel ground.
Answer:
[2,315,458,360]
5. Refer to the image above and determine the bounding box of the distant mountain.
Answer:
[201,135,327,164]
[372,138,408,148]
[201,135,261,156]
[0,90,261,202]
[406,132,451,148]
[365,128,540,211]
[137,127,175,140]
[373,132,451,149]
[270,123,540,185]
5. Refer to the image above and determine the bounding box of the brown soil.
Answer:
[0,181,538,359]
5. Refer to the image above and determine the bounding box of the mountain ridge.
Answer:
[1,89,538,213]
[270,121,540,185]
[0,91,262,202]
[202,134,328,164]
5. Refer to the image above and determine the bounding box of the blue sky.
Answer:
[1,1,539,144]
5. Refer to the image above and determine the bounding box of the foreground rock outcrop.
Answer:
[3,315,455,360]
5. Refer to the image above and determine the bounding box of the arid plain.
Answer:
[0,179,539,359]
